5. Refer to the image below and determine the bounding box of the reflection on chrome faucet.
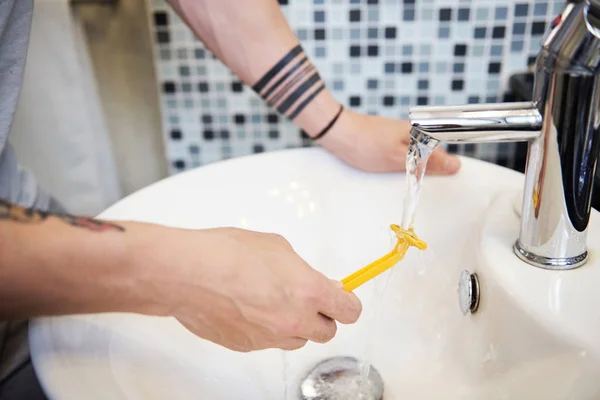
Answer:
[408,1,600,270]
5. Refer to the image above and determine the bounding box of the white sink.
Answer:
[29,148,600,399]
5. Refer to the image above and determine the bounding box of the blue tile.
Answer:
[315,47,326,57]
[350,28,361,40]
[367,79,379,89]
[333,80,344,91]
[511,40,524,52]
[384,62,395,73]
[439,26,450,38]
[494,7,508,20]
[534,3,548,16]
[490,44,503,56]
[368,27,378,38]
[402,44,413,55]
[297,29,308,40]
[314,10,326,22]
[418,62,430,73]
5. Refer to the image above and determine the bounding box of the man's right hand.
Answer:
[136,226,362,352]
[1,199,362,353]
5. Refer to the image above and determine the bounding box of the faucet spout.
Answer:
[409,102,542,148]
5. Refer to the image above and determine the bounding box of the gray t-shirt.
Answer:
[0,0,51,385]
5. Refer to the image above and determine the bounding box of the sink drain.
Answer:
[299,356,384,400]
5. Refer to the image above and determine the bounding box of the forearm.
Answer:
[0,201,162,319]
[169,0,341,137]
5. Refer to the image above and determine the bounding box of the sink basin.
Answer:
[29,148,600,399]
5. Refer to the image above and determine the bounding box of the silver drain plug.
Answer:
[299,356,384,400]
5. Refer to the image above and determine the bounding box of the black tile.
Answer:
[367,45,379,57]
[451,79,464,91]
[278,0,288,4]
[403,0,415,4]
[231,81,243,92]
[384,62,395,73]
[458,8,470,21]
[384,27,397,39]
[220,129,230,139]
[439,8,452,21]
[527,56,537,66]
[497,158,509,167]
[383,96,395,106]
[267,113,279,123]
[314,28,326,40]
[492,26,506,39]
[156,31,170,44]
[454,44,467,56]
[201,115,213,124]
[447,144,458,153]
[468,96,480,104]
[417,96,428,105]
[253,144,265,153]
[465,144,476,152]
[173,160,186,169]
[170,129,182,140]
[153,12,168,26]
[162,81,176,93]
[203,129,214,140]
[268,130,279,139]
[234,114,246,124]
[488,62,502,74]
[349,96,361,107]
[418,79,429,90]
[349,9,361,22]
[486,95,498,103]
[367,0,379,3]
[198,82,209,92]
[531,21,546,35]
[349,45,361,57]
[401,62,413,73]
[474,26,486,39]
[514,3,528,17]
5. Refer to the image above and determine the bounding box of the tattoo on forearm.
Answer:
[252,44,325,121]
[0,199,125,232]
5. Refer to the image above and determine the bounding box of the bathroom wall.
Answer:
[146,0,565,175]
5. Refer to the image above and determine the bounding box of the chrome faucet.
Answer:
[409,0,600,270]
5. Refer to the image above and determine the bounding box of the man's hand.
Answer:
[317,108,462,175]
[1,201,362,353]
[143,227,361,352]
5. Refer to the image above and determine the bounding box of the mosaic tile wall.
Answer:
[146,0,565,175]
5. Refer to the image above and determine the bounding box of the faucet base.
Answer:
[513,241,588,270]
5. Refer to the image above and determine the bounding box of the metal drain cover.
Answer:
[299,356,384,400]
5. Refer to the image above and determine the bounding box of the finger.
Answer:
[425,146,461,175]
[318,279,362,324]
[276,337,308,351]
[304,313,338,343]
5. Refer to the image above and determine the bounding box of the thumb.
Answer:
[426,147,461,175]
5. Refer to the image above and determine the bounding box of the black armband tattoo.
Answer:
[252,44,325,121]
[0,198,125,232]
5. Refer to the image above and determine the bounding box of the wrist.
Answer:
[290,89,342,138]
